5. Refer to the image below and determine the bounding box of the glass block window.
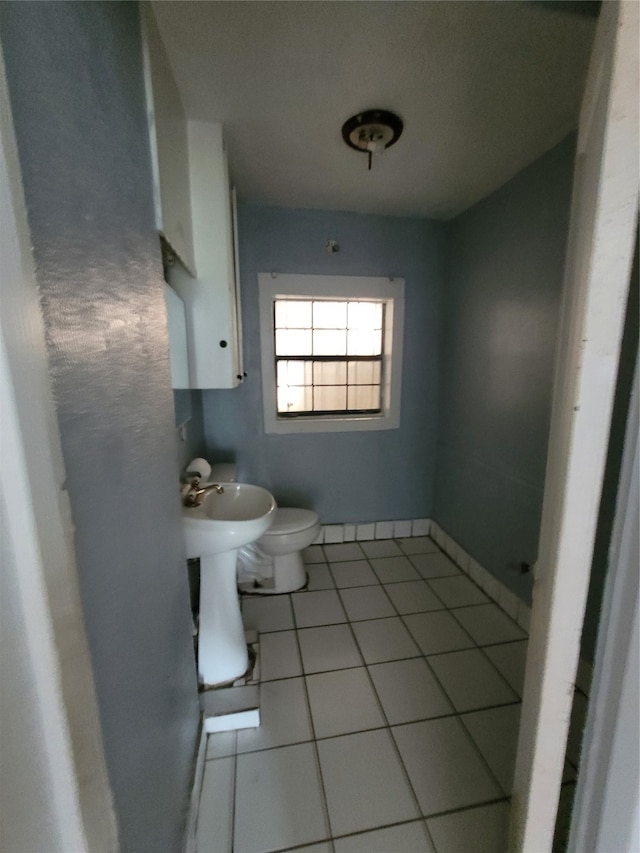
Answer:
[274,299,384,416]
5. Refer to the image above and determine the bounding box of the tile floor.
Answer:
[196,537,579,853]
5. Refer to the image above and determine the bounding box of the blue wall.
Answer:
[202,204,446,523]
[0,4,199,851]
[433,136,576,603]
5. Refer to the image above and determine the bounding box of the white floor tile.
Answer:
[361,539,403,558]
[384,580,445,615]
[428,649,518,712]
[461,704,521,794]
[303,545,326,564]
[409,552,461,579]
[352,617,421,663]
[330,559,379,588]
[317,729,419,836]
[286,845,333,853]
[234,743,329,853]
[451,603,526,646]
[427,576,488,607]
[292,589,347,628]
[324,542,365,562]
[206,730,236,760]
[298,624,363,673]
[339,586,396,621]
[237,678,312,754]
[426,801,510,853]
[260,630,302,681]
[306,667,385,738]
[392,718,502,815]
[403,611,475,656]
[334,821,435,852]
[197,757,235,853]
[369,658,453,724]
[306,564,335,591]
[242,596,294,633]
[399,537,440,555]
[483,641,528,697]
[370,555,421,584]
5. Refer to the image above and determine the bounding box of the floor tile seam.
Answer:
[289,600,335,844]
[298,650,424,676]
[408,655,514,798]
[339,610,432,828]
[447,600,528,635]
[424,641,521,706]
[398,610,477,657]
[327,816,436,848]
[334,577,398,623]
[450,701,512,799]
[400,607,522,706]
[422,794,512,823]
[225,697,525,757]
[430,602,524,642]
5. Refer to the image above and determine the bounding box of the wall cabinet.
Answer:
[141,6,196,275]
[143,8,243,389]
[169,121,244,389]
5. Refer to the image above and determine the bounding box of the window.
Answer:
[259,274,404,434]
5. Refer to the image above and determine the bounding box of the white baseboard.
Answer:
[428,520,593,696]
[184,717,207,853]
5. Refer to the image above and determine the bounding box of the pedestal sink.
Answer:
[183,483,276,687]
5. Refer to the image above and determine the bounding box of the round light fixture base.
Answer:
[341,109,403,169]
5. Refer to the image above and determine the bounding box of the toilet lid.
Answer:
[262,508,319,535]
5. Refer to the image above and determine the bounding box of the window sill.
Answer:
[265,410,400,434]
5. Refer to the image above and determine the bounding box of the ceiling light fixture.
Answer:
[341,109,403,171]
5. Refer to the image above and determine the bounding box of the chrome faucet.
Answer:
[182,477,224,507]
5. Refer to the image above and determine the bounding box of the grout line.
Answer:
[227,535,529,851]
[289,594,334,845]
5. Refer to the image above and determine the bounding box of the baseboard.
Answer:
[428,520,593,696]
[184,715,207,853]
[317,513,596,694]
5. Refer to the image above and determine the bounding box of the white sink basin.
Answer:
[182,481,277,688]
[183,483,276,558]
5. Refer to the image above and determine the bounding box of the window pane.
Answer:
[278,360,312,386]
[313,329,346,355]
[314,361,347,385]
[347,328,382,356]
[348,385,380,410]
[278,383,312,413]
[275,329,312,356]
[348,302,382,330]
[348,360,381,385]
[314,385,347,411]
[313,301,347,329]
[275,300,312,329]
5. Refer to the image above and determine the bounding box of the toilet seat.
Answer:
[260,508,318,536]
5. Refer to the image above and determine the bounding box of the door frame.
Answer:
[510,1,639,849]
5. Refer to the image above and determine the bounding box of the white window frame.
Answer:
[258,273,404,434]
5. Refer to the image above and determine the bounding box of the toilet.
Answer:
[209,464,320,594]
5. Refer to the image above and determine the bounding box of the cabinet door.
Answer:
[171,121,242,389]
[141,6,196,276]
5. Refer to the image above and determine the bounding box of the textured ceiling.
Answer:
[151,1,595,219]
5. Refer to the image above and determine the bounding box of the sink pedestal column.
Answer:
[198,550,248,687]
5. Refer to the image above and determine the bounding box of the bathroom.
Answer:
[1,2,637,853]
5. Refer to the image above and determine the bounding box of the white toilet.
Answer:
[209,464,320,595]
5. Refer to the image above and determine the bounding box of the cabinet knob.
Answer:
[219,340,227,348]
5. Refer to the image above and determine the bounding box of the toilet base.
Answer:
[247,551,308,595]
